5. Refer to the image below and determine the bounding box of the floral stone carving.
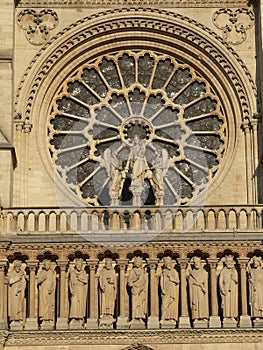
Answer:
[213,8,254,45]
[17,9,58,45]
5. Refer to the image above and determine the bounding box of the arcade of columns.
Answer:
[1,240,263,332]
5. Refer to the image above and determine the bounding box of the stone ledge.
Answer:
[15,0,254,8]
[3,329,263,346]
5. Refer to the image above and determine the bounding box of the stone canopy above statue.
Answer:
[48,50,226,207]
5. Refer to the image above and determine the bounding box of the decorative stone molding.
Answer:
[122,344,155,350]
[15,0,254,8]
[213,8,255,45]
[5,329,263,345]
[14,8,256,123]
[17,9,58,45]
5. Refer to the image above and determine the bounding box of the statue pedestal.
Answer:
[239,315,252,328]
[99,316,115,329]
[160,319,176,329]
[223,318,237,328]
[117,317,129,329]
[10,321,23,331]
[129,319,146,329]
[178,316,191,328]
[209,316,221,328]
[69,319,84,329]
[56,317,68,330]
[86,318,98,329]
[40,320,54,330]
[147,315,159,329]
[25,317,38,330]
[111,198,119,206]
[130,184,143,207]
[253,318,263,327]
[193,319,208,328]
[0,319,6,330]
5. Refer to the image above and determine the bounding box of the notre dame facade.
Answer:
[1,0,263,349]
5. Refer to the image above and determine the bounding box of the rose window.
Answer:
[48,50,226,206]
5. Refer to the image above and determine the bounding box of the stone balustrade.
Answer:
[0,205,263,235]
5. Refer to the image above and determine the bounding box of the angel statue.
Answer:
[103,148,124,205]
[151,148,169,205]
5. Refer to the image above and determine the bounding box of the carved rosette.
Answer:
[17,9,59,45]
[213,8,255,45]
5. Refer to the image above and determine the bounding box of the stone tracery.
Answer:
[48,50,226,206]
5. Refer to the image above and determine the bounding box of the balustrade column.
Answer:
[238,257,251,327]
[86,259,98,329]
[207,258,221,328]
[56,260,68,329]
[178,258,190,328]
[117,259,129,329]
[0,260,7,329]
[25,260,38,330]
[147,259,159,329]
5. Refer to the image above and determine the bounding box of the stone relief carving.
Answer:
[188,256,209,327]
[213,8,255,45]
[15,8,256,133]
[17,9,59,45]
[37,259,56,329]
[128,257,148,328]
[4,244,263,331]
[8,260,26,330]
[69,258,88,328]
[219,255,238,327]
[103,149,124,206]
[248,256,263,325]
[122,344,156,350]
[99,258,117,328]
[160,256,179,327]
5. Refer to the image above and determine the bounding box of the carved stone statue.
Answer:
[37,259,56,329]
[128,135,152,206]
[103,148,123,205]
[69,258,88,328]
[99,258,117,327]
[188,256,209,325]
[248,256,263,320]
[8,260,26,329]
[219,255,238,324]
[152,148,169,205]
[128,257,148,327]
[160,256,179,327]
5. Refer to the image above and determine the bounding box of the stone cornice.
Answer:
[4,329,263,346]
[15,0,255,8]
[3,240,263,260]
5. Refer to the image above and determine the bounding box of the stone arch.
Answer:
[14,8,256,206]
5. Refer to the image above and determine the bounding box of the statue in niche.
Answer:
[151,148,169,205]
[69,258,88,327]
[37,259,56,329]
[188,256,209,324]
[99,258,117,327]
[248,256,263,319]
[128,256,148,327]
[127,135,152,206]
[8,260,26,328]
[219,255,238,322]
[160,256,179,326]
[103,148,123,205]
